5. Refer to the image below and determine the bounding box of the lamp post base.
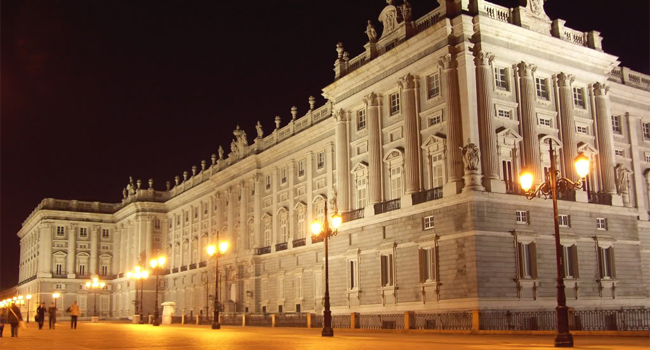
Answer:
[212,322,221,330]
[554,332,574,347]
[91,316,99,323]
[321,327,334,337]
[139,313,144,324]
[153,321,160,327]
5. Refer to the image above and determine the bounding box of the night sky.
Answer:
[1,0,648,290]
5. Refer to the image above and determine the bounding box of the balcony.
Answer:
[292,238,306,248]
[588,192,613,206]
[255,246,271,255]
[171,267,179,274]
[557,190,576,202]
[411,187,443,206]
[52,274,67,279]
[189,263,197,270]
[275,242,288,252]
[180,266,188,272]
[374,198,401,215]
[342,208,364,222]
[199,261,207,268]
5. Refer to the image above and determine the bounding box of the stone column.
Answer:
[216,192,223,235]
[593,82,617,195]
[475,51,504,192]
[271,168,278,250]
[227,188,235,237]
[518,62,542,184]
[90,226,99,275]
[557,72,579,180]
[39,224,52,276]
[334,109,351,212]
[364,92,383,204]
[439,54,464,195]
[288,161,295,246]
[306,152,314,244]
[67,224,77,278]
[253,175,262,249]
[113,228,121,275]
[240,181,248,251]
[398,73,421,195]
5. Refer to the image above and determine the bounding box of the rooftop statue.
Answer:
[365,20,378,43]
[401,0,412,22]
[218,146,224,160]
[378,0,399,37]
[256,121,264,138]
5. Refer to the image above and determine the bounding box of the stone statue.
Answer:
[256,121,264,138]
[233,125,248,147]
[401,0,412,22]
[218,146,224,160]
[378,1,399,37]
[329,186,338,214]
[460,140,480,171]
[365,20,378,43]
[126,176,136,195]
[122,188,127,199]
[616,165,630,194]
[230,139,239,158]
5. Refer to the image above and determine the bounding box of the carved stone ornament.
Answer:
[473,51,494,67]
[438,53,453,70]
[255,121,264,138]
[556,72,575,87]
[517,61,537,77]
[378,2,399,38]
[218,146,224,159]
[401,0,412,22]
[615,164,632,194]
[460,139,480,171]
[363,92,379,107]
[398,73,415,90]
[333,108,349,122]
[329,186,338,214]
[529,0,544,15]
[593,82,609,96]
[365,20,378,43]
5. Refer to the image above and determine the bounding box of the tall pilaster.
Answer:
[439,54,464,195]
[113,228,121,275]
[364,92,383,204]
[67,224,77,278]
[593,82,617,195]
[145,217,153,261]
[475,51,503,192]
[305,152,314,244]
[518,62,542,184]
[39,223,52,277]
[398,73,421,195]
[216,192,224,235]
[253,175,262,249]
[288,161,295,245]
[334,109,350,212]
[271,168,278,250]
[227,188,235,239]
[90,226,98,275]
[239,181,248,251]
[557,72,579,180]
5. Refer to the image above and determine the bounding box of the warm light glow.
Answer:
[18,296,23,300]
[100,282,105,288]
[93,277,99,284]
[86,282,91,287]
[219,241,229,254]
[135,266,141,273]
[331,213,342,229]
[311,222,322,235]
[134,271,141,279]
[52,293,60,299]
[12,297,17,301]
[158,256,166,267]
[207,245,216,257]
[26,295,32,300]
[142,270,149,279]
[574,153,590,179]
[520,170,534,192]
[150,259,157,268]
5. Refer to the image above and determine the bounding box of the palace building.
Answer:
[13,0,650,319]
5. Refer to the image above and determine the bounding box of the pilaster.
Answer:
[593,82,617,196]
[518,62,542,184]
[334,109,351,212]
[90,225,99,275]
[557,72,578,181]
[67,224,77,278]
[364,92,383,204]
[439,54,464,196]
[398,73,421,195]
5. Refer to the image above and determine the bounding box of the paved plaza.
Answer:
[0,322,648,350]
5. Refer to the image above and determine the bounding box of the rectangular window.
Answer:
[390,167,402,200]
[497,109,511,119]
[101,245,109,250]
[298,160,305,177]
[517,242,537,279]
[389,92,400,115]
[317,151,325,169]
[423,215,434,230]
[573,87,586,109]
[101,265,109,276]
[79,228,88,238]
[576,126,588,134]
[611,115,622,134]
[296,212,305,239]
[538,117,552,127]
[380,254,394,287]
[101,229,110,238]
[418,248,437,283]
[431,153,444,188]
[596,218,607,230]
[356,177,367,209]
[281,168,287,184]
[280,218,288,243]
[598,246,615,279]
[357,109,366,131]
[535,77,549,100]
[56,263,63,275]
[563,245,579,279]
[494,67,508,90]
[265,175,271,190]
[516,210,528,224]
[429,114,442,126]
[101,295,109,311]
[349,260,358,290]
[56,226,65,236]
[427,72,441,99]
[643,122,650,140]
[502,160,515,193]
[615,149,625,157]
[264,222,272,246]
[78,264,86,276]
[558,214,570,228]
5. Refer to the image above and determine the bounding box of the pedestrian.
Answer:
[36,302,46,330]
[48,302,57,329]
[0,305,5,337]
[7,302,23,337]
[67,301,80,329]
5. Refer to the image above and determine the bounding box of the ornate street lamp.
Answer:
[25,295,32,323]
[126,266,148,323]
[311,203,342,337]
[149,255,166,326]
[519,139,590,348]
[85,278,106,321]
[206,236,229,330]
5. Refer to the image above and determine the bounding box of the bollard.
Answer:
[181,315,185,324]
[472,310,480,331]
[242,314,246,327]
[404,311,414,330]
[307,313,312,328]
[350,312,359,329]
[271,314,277,327]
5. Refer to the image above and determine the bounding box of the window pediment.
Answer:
[578,142,598,155]
[421,134,446,154]
[496,127,523,146]
[383,147,404,163]
[351,162,368,174]
[539,134,562,148]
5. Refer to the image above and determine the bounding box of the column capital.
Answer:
[398,73,415,89]
[556,72,575,87]
[517,61,537,77]
[592,82,609,96]
[473,51,494,67]
[363,92,379,107]
[438,53,454,70]
[333,108,350,122]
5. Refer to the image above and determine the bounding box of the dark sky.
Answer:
[1,0,648,290]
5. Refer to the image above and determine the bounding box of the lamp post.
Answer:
[519,139,590,348]
[25,295,32,323]
[138,269,149,323]
[311,202,342,337]
[149,255,166,326]
[206,234,229,330]
[126,269,138,320]
[85,277,106,321]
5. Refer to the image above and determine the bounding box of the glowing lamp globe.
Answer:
[311,222,322,235]
[520,171,534,192]
[219,241,229,254]
[331,214,342,229]
[207,245,216,257]
[574,153,590,179]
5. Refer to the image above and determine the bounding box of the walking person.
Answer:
[68,301,80,329]
[0,304,6,337]
[47,302,57,329]
[36,302,46,330]
[7,302,23,337]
